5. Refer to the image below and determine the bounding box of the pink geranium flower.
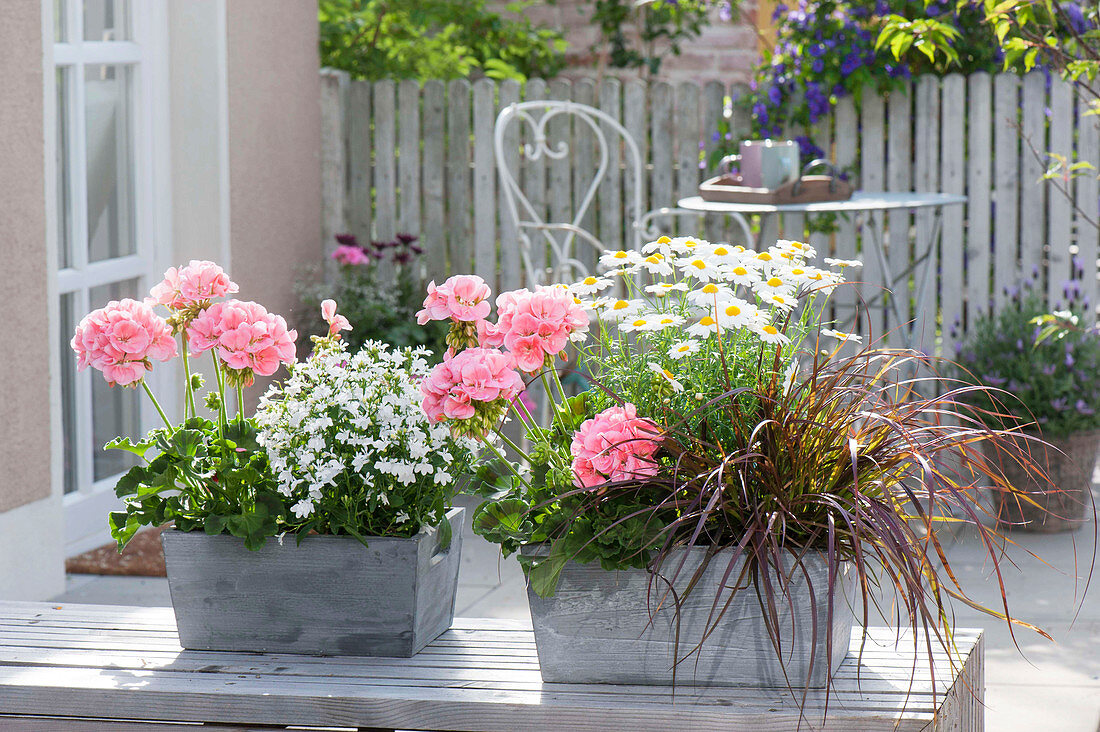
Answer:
[416,275,493,325]
[186,299,296,385]
[421,348,524,435]
[482,286,589,372]
[321,299,352,337]
[149,260,238,310]
[332,244,370,266]
[70,299,178,386]
[570,403,662,488]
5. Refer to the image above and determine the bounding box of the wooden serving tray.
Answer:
[699,173,854,205]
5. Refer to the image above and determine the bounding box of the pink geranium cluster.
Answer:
[187,300,297,386]
[149,260,239,311]
[71,299,178,387]
[421,348,525,437]
[416,275,493,325]
[321,299,351,338]
[332,244,370,266]
[570,403,662,488]
[480,286,589,372]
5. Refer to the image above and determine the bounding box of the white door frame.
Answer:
[49,0,174,556]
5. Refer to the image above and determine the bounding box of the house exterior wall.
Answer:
[0,1,65,598]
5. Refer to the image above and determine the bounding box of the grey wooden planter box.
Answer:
[521,544,856,687]
[161,507,464,657]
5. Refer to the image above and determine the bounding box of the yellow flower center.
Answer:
[645,255,661,264]
[613,251,629,259]
[632,318,647,327]
[573,297,583,305]
[700,316,716,327]
[733,245,746,253]
[714,246,729,256]
[685,239,697,248]
[702,284,719,294]
[792,242,806,250]
[756,252,773,261]
[767,277,783,287]
[810,273,823,280]
[662,369,674,379]
[691,259,706,269]
[583,276,598,285]
[725,305,741,316]
[657,235,671,244]
[677,345,690,352]
[763,325,778,335]
[660,317,675,324]
[613,300,630,310]
[772,295,787,304]
[791,268,805,275]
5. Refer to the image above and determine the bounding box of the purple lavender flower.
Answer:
[718,0,734,22]
[1016,339,1024,351]
[984,374,1008,386]
[1042,364,1058,376]
[1076,399,1095,415]
[1052,397,1070,411]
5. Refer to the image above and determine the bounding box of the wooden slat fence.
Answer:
[320,69,1100,354]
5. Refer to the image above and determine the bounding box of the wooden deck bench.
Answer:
[0,601,982,731]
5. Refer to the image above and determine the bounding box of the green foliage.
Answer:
[296,234,449,359]
[954,282,1100,437]
[589,0,719,75]
[108,417,287,551]
[318,0,567,81]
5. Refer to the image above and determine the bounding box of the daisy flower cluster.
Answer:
[255,340,478,535]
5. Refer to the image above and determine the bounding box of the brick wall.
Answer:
[509,1,764,83]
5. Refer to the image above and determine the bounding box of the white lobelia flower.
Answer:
[570,275,615,296]
[644,281,689,298]
[291,499,315,519]
[668,339,701,360]
[648,362,685,392]
[821,328,864,344]
[824,257,863,269]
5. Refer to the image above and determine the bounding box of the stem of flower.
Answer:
[485,431,532,490]
[140,380,172,429]
[180,332,196,419]
[236,385,245,421]
[548,358,572,406]
[211,351,227,438]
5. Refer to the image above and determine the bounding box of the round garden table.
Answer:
[677,191,968,350]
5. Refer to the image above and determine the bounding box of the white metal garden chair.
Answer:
[494,100,752,286]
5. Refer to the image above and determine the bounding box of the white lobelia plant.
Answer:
[255,334,478,543]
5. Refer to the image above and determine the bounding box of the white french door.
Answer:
[52,0,171,554]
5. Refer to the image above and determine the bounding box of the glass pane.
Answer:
[54,0,67,42]
[89,278,143,482]
[85,64,135,263]
[83,0,129,41]
[60,293,78,494]
[56,67,71,270]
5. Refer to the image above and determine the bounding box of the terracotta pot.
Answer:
[981,430,1100,532]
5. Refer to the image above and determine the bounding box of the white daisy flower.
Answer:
[752,322,791,345]
[761,292,796,312]
[648,362,685,392]
[701,243,741,266]
[619,313,683,333]
[668,339,701,360]
[775,239,817,259]
[824,257,863,269]
[686,282,735,307]
[642,235,675,256]
[753,274,797,299]
[678,255,725,282]
[669,236,707,255]
[639,252,675,276]
[645,281,689,297]
[686,314,721,339]
[781,360,800,397]
[579,296,615,312]
[714,298,758,329]
[570,275,615,296]
[821,328,863,344]
[598,249,644,270]
[603,298,645,321]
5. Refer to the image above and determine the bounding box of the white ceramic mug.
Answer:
[722,139,801,189]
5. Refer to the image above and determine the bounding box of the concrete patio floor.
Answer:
[53,494,1100,731]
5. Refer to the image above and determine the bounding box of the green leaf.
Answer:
[437,513,453,552]
[105,435,155,458]
[204,515,229,535]
[114,465,154,498]
[472,498,530,543]
[109,511,143,551]
[528,540,571,598]
[224,420,262,453]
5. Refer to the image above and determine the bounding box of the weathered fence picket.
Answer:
[323,71,1099,353]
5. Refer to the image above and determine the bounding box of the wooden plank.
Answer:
[421,79,447,283]
[447,79,473,274]
[912,74,940,354]
[807,114,831,272]
[497,78,522,294]
[521,79,549,286]
[780,123,805,242]
[346,79,372,255]
[373,79,397,244]
[702,81,726,242]
[676,81,703,239]
[1075,84,1100,320]
[726,82,754,247]
[650,81,675,229]
[573,78,598,275]
[993,73,1021,309]
[1047,77,1074,307]
[886,82,912,346]
[1020,71,1047,289]
[598,77,623,253]
[623,79,648,246]
[833,96,859,332]
[397,79,421,240]
[472,78,497,286]
[940,74,966,359]
[860,85,886,343]
[319,69,348,282]
[966,72,993,322]
[547,78,572,278]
